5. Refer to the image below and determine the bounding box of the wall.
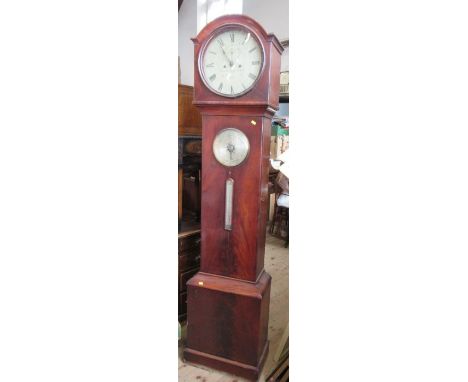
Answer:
[243,0,289,72]
[242,0,288,41]
[197,0,243,33]
[178,0,197,85]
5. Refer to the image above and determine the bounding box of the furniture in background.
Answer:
[178,84,202,321]
[267,350,289,382]
[178,165,183,229]
[179,138,202,223]
[268,168,280,222]
[270,202,289,247]
[178,84,202,228]
[269,172,289,248]
[280,70,289,99]
[279,38,289,104]
[178,223,201,321]
[178,84,202,137]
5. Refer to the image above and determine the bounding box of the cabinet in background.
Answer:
[178,84,202,136]
[178,225,201,321]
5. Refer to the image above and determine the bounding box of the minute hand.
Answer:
[220,46,233,67]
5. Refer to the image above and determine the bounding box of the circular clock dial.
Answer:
[201,27,263,97]
[213,128,250,167]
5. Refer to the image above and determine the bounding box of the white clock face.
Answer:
[201,27,263,97]
[213,128,250,167]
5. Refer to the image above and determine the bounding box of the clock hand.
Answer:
[227,143,235,160]
[220,46,233,67]
[231,50,243,69]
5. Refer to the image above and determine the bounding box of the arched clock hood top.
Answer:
[192,14,283,54]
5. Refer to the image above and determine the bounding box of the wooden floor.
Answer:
[178,234,289,382]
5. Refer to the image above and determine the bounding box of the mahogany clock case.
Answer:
[184,15,284,381]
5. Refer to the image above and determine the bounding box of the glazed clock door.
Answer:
[200,26,264,97]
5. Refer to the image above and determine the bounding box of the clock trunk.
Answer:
[201,113,271,282]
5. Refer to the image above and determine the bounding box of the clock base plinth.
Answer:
[184,271,271,381]
[184,341,269,381]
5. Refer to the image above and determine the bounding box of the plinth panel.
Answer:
[184,271,271,380]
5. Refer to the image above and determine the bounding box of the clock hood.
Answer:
[191,14,284,111]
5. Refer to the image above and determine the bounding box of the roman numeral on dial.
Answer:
[248,73,256,80]
[252,61,260,65]
[218,82,223,91]
[230,33,235,42]
[206,63,214,68]
[249,47,257,53]
[209,74,216,81]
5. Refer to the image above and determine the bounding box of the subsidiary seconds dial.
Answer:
[201,27,263,97]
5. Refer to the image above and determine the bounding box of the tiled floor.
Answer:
[178,234,289,381]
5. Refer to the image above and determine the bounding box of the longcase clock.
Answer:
[184,15,283,381]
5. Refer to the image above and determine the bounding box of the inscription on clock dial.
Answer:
[201,28,263,97]
[212,128,250,167]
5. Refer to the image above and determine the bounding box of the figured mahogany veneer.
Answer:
[201,112,272,282]
[185,272,271,380]
[184,15,283,381]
